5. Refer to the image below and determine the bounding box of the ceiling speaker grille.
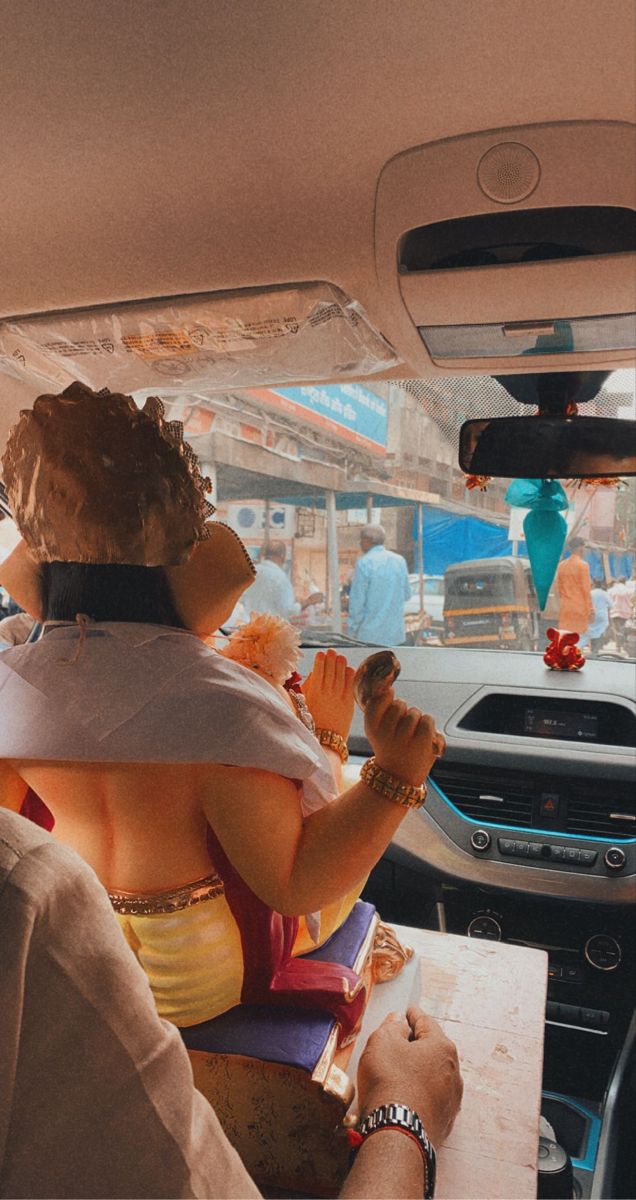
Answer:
[477,142,541,204]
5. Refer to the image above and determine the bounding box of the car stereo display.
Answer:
[457,694,636,747]
[524,707,599,741]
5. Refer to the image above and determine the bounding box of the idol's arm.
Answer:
[201,691,438,916]
[202,767,408,915]
[0,761,28,812]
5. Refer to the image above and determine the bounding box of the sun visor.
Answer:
[0,283,398,396]
[419,313,636,361]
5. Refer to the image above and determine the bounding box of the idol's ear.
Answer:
[166,522,256,637]
[0,539,44,620]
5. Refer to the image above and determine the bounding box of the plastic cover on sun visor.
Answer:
[0,283,398,396]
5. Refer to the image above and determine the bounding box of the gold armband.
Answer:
[360,757,427,809]
[315,728,349,763]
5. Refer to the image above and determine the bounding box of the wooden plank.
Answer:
[348,926,547,1200]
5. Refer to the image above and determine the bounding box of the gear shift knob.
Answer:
[537,1136,575,1199]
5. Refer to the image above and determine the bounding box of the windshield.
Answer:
[2,370,633,658]
[159,369,634,659]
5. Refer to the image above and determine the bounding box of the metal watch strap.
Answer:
[357,1103,436,1198]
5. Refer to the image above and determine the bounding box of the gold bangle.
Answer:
[315,728,349,763]
[360,757,427,809]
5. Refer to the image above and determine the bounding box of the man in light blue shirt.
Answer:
[240,541,301,620]
[348,525,411,645]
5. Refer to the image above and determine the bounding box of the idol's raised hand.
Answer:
[302,648,355,738]
[364,690,444,786]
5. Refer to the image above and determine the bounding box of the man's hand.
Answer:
[357,1007,463,1149]
[302,648,355,737]
[364,692,442,786]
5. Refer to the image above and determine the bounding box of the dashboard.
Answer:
[309,643,636,1117]
[312,644,636,899]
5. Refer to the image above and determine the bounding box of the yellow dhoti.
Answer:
[112,876,244,1028]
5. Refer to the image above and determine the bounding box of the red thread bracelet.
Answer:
[347,1125,428,1189]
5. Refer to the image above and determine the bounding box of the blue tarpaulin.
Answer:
[411,507,525,574]
[412,508,633,579]
[583,549,634,581]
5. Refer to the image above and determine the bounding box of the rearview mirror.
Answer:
[459,416,636,478]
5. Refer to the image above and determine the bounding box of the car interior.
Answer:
[0,3,635,1197]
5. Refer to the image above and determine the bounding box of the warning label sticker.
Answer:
[42,339,115,357]
[121,331,195,358]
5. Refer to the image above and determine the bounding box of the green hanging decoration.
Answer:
[505,479,569,610]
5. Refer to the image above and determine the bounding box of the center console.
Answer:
[440,886,634,1099]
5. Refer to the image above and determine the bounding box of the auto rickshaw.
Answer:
[443,556,540,650]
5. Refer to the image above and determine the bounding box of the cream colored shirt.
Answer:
[0,610,34,645]
[0,809,260,1200]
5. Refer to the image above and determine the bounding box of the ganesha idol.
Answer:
[0,383,442,1194]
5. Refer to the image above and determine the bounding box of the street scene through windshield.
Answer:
[150,372,635,657]
[1,373,633,655]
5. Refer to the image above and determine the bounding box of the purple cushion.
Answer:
[181,900,376,1072]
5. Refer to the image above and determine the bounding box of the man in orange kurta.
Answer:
[556,537,595,637]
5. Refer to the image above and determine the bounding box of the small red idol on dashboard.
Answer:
[543,627,586,672]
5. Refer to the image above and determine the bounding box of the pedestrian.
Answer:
[241,541,320,621]
[588,578,612,655]
[347,524,411,645]
[608,575,632,651]
[555,537,595,641]
[0,609,35,647]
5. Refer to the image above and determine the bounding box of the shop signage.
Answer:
[249,385,388,453]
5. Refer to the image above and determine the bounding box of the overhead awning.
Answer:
[274,482,510,523]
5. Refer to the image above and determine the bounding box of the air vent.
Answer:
[431,764,636,840]
[431,764,534,828]
[567,781,636,840]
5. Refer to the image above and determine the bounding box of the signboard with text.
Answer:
[249,384,388,453]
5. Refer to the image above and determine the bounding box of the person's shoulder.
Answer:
[0,809,95,902]
[0,808,52,868]
[0,612,33,644]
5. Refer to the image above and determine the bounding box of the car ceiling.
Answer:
[1,0,634,322]
[0,0,634,469]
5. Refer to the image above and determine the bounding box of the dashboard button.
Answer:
[548,964,562,980]
[581,1008,602,1028]
[559,1003,581,1024]
[540,793,561,820]
[498,838,516,856]
[471,829,491,851]
[550,846,566,862]
[564,847,580,864]
[528,842,543,858]
[563,965,582,982]
[467,915,502,941]
[604,846,626,872]
[585,934,622,971]
[514,840,530,857]
[579,849,598,866]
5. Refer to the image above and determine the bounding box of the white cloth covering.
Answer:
[0,622,336,815]
[0,622,338,939]
[0,809,261,1200]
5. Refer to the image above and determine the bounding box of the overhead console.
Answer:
[374,121,636,375]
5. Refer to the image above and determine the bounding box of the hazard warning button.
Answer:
[539,792,561,820]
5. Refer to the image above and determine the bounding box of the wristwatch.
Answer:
[356,1102,436,1198]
